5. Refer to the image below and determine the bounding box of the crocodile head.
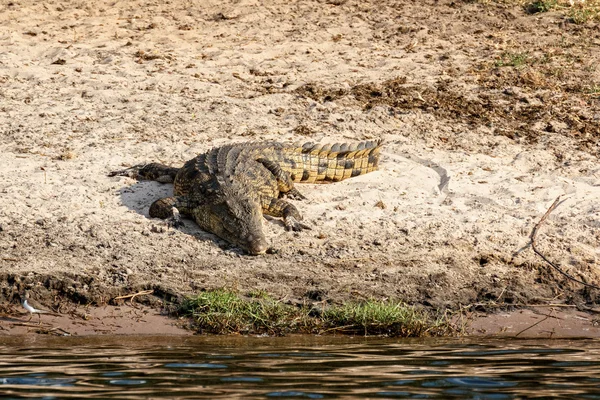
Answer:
[197,194,268,255]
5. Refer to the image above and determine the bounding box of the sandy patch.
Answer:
[467,307,600,338]
[0,0,599,324]
[0,303,190,336]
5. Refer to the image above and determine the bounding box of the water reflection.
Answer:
[0,336,599,398]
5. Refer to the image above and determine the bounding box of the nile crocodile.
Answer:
[110,139,382,255]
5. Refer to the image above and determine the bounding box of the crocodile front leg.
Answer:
[149,196,185,228]
[262,197,311,231]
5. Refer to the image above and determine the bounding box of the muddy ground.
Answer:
[0,0,599,331]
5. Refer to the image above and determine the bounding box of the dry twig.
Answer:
[526,304,576,308]
[318,324,356,334]
[515,307,564,338]
[10,322,51,328]
[530,195,600,291]
[515,314,551,337]
[113,289,154,307]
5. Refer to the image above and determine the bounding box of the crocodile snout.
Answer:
[247,236,268,255]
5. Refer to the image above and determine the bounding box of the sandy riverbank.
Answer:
[2,302,600,338]
[1,0,599,335]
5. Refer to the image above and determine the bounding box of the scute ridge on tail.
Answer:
[289,138,383,183]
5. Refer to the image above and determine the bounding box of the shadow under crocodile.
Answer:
[115,179,243,254]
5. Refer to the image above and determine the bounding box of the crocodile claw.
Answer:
[284,216,311,232]
[166,208,185,229]
[108,165,143,178]
[167,217,185,229]
[286,188,307,200]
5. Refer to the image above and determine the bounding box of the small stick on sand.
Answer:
[526,304,577,308]
[530,195,600,291]
[318,325,356,334]
[467,302,576,309]
[113,289,154,307]
[515,314,551,337]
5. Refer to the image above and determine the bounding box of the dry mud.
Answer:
[1,0,599,326]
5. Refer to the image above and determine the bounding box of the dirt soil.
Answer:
[1,0,599,333]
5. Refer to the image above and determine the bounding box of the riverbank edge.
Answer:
[1,287,599,338]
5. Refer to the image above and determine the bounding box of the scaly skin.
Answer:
[110,139,382,255]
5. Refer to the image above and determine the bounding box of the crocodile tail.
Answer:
[290,139,383,183]
[137,163,180,182]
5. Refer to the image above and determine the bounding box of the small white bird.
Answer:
[21,292,54,324]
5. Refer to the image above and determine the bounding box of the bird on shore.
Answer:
[20,292,54,324]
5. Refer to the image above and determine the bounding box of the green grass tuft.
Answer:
[568,3,600,23]
[495,52,531,68]
[526,0,559,13]
[180,289,310,335]
[321,301,452,337]
[476,1,600,23]
[586,85,600,98]
[180,289,457,337]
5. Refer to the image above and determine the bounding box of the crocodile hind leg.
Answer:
[256,158,306,200]
[149,196,186,228]
[262,197,311,231]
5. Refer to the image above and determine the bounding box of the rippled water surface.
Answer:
[1,336,599,398]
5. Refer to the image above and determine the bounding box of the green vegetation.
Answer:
[476,0,600,23]
[568,3,600,23]
[321,300,453,337]
[180,289,457,337]
[495,52,531,68]
[526,0,559,13]
[587,85,600,97]
[525,0,600,23]
[180,289,309,335]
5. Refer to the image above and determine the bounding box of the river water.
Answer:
[1,335,599,398]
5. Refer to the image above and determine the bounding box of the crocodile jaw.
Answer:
[222,222,268,256]
[245,235,268,255]
[194,197,268,255]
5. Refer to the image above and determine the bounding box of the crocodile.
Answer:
[110,139,383,255]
